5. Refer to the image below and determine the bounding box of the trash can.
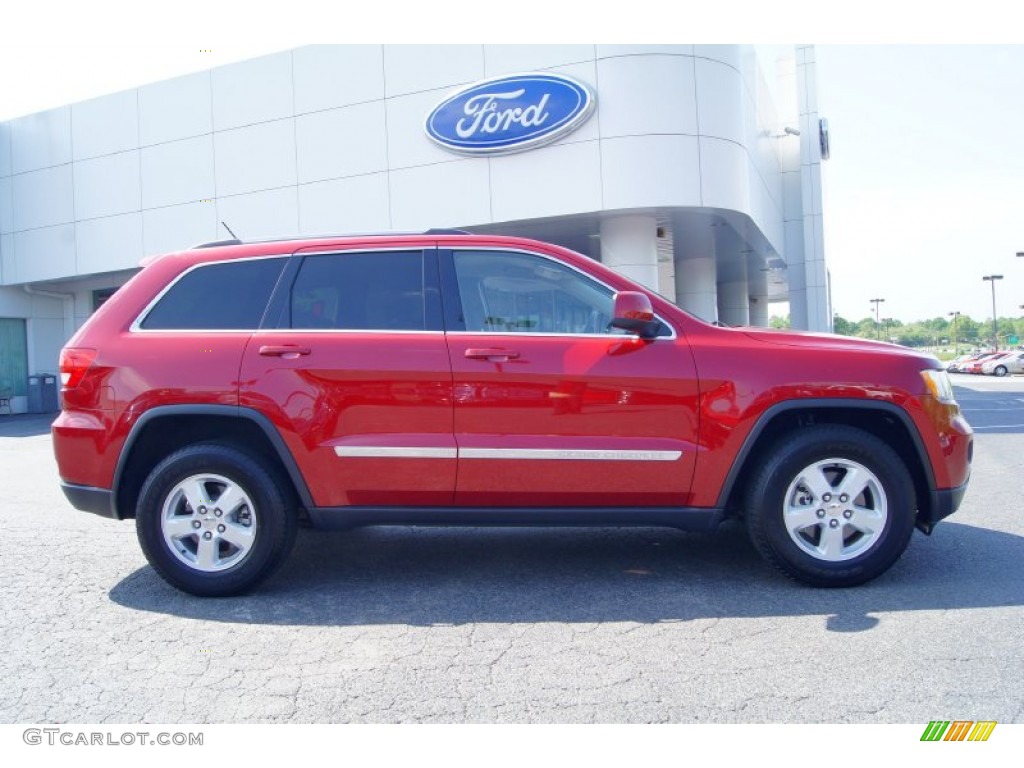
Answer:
[27,375,42,413]
[41,375,58,412]
[27,374,58,413]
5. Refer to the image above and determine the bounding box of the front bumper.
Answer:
[917,481,969,535]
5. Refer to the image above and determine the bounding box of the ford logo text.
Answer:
[425,73,595,156]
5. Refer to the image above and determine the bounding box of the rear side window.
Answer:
[290,251,426,331]
[140,257,286,330]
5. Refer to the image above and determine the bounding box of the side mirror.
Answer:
[609,291,660,339]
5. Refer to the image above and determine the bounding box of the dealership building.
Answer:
[0,44,830,414]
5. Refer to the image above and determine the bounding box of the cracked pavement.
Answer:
[2,376,1022,723]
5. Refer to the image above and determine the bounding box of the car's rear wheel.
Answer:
[745,425,916,587]
[136,444,296,596]
[994,365,1008,377]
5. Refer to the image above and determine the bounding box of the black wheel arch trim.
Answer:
[716,398,938,511]
[111,404,314,518]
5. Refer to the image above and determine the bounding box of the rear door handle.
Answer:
[464,348,520,362]
[259,345,312,359]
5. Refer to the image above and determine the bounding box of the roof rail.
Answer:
[190,229,471,250]
[192,239,243,249]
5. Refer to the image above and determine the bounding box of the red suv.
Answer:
[53,232,973,595]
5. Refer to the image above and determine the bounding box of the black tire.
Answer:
[136,444,297,596]
[994,365,1008,377]
[744,425,916,587]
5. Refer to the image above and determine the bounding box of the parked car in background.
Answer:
[964,352,1003,374]
[946,355,974,373]
[982,351,1024,377]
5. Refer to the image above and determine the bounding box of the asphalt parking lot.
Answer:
[1,375,1022,724]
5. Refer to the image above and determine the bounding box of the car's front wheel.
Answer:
[994,365,1008,377]
[745,425,916,587]
[136,444,297,596]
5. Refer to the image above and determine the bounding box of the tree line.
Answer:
[768,313,1024,350]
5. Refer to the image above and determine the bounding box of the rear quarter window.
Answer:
[139,257,286,330]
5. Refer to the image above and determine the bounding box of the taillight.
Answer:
[60,348,98,389]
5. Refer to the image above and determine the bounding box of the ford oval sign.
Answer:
[425,73,596,156]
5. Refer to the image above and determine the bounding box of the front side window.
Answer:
[140,257,286,330]
[453,250,615,335]
[290,250,426,331]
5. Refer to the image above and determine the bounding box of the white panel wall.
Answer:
[142,202,218,257]
[139,72,213,146]
[0,121,11,178]
[700,138,751,213]
[73,152,141,220]
[293,46,384,114]
[1,176,15,234]
[9,108,71,174]
[490,142,601,222]
[72,90,139,160]
[484,45,594,75]
[382,45,483,97]
[601,135,701,210]
[140,136,216,209]
[597,55,698,138]
[12,226,76,283]
[0,44,799,302]
[695,58,746,147]
[296,102,388,183]
[12,166,75,230]
[75,213,143,275]
[216,187,299,240]
[298,174,391,234]
[390,160,490,231]
[597,45,694,58]
[212,52,294,131]
[213,120,297,197]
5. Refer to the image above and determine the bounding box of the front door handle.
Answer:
[464,348,520,362]
[259,345,312,359]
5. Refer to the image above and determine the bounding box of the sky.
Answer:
[1,3,1020,325]
[815,45,1024,323]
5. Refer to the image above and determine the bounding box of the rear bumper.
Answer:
[60,482,117,519]
[918,481,969,534]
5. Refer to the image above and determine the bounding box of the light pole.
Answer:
[948,311,961,355]
[870,298,885,341]
[882,317,893,343]
[983,275,1003,349]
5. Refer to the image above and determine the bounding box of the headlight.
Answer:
[921,369,956,403]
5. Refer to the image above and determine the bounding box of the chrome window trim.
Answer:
[445,331,644,340]
[253,329,446,336]
[129,254,291,333]
[129,245,680,340]
[448,246,678,341]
